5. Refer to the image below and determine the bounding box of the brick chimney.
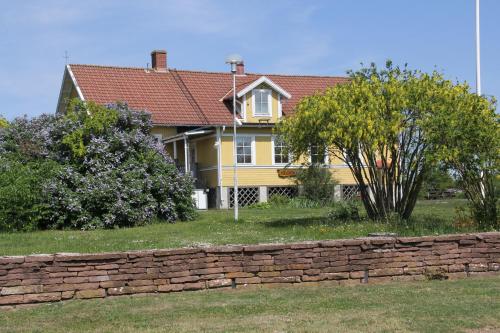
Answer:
[236,62,245,75]
[151,50,167,71]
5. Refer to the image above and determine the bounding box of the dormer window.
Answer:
[253,89,272,117]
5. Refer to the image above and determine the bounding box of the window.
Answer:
[273,136,289,164]
[236,136,253,164]
[310,145,327,164]
[235,100,243,119]
[254,89,271,116]
[152,134,163,142]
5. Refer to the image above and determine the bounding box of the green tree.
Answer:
[425,88,499,229]
[277,61,496,222]
[0,117,7,128]
[420,166,456,198]
[62,99,119,158]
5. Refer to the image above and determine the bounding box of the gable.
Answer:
[236,76,291,99]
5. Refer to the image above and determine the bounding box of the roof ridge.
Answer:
[176,68,348,79]
[69,64,348,79]
[69,64,150,71]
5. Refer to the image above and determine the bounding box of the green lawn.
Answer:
[1,276,499,332]
[0,199,478,256]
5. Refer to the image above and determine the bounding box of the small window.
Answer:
[236,136,253,164]
[254,89,271,116]
[152,134,163,142]
[311,145,327,164]
[273,137,289,164]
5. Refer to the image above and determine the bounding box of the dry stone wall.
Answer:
[1,232,499,306]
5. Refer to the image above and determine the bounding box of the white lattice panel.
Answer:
[342,185,360,200]
[268,186,298,199]
[229,187,259,208]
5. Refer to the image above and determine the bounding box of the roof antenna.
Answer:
[63,50,69,65]
[146,62,150,69]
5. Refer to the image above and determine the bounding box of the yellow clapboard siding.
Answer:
[175,140,185,167]
[255,136,272,165]
[165,143,174,158]
[153,126,178,160]
[195,137,217,168]
[198,169,218,188]
[221,167,357,187]
[243,87,280,124]
[151,126,177,138]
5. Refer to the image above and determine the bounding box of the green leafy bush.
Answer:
[328,201,361,222]
[0,156,62,231]
[295,165,337,202]
[247,202,271,210]
[0,117,7,128]
[268,194,291,206]
[0,100,195,231]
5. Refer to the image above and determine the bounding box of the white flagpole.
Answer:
[475,0,481,96]
[475,0,486,200]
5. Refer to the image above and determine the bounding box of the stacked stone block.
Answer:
[0,232,498,306]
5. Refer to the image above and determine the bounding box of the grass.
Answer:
[0,199,479,256]
[1,276,499,332]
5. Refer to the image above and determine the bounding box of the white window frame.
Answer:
[235,135,255,165]
[271,136,291,165]
[241,95,247,121]
[252,89,272,117]
[152,133,163,142]
[309,145,329,165]
[277,94,282,118]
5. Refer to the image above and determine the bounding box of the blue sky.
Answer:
[1,0,499,119]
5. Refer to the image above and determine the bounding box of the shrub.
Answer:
[0,100,195,230]
[268,194,291,206]
[247,202,271,210]
[287,197,329,208]
[327,201,361,222]
[295,165,337,202]
[0,156,62,231]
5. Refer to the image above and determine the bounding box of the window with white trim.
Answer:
[236,136,253,164]
[273,136,289,164]
[254,89,271,116]
[310,145,327,164]
[152,134,163,142]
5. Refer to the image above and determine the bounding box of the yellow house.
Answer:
[57,50,359,208]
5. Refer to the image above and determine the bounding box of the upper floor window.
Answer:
[236,136,253,164]
[254,89,271,117]
[310,145,327,164]
[273,136,290,165]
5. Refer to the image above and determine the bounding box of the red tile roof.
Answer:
[68,64,348,126]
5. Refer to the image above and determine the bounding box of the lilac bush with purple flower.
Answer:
[0,99,195,231]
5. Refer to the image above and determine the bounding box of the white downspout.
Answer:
[184,136,189,174]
